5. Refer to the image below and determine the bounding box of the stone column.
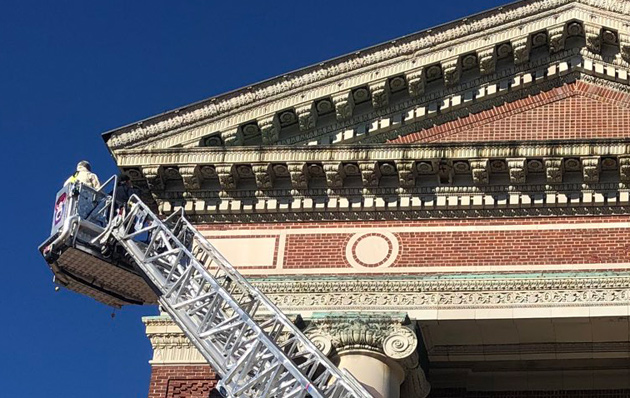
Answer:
[305,313,430,398]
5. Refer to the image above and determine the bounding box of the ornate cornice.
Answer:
[253,274,630,312]
[104,2,630,153]
[111,138,630,221]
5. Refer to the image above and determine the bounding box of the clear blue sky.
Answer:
[0,1,508,396]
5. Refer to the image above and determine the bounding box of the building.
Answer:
[99,0,630,397]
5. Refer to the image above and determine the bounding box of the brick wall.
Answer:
[148,365,220,398]
[198,215,630,274]
[391,81,630,144]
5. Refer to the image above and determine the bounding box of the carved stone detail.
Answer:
[477,47,496,75]
[507,158,527,184]
[142,166,164,191]
[548,26,566,53]
[259,115,280,145]
[216,165,237,190]
[221,128,243,146]
[620,33,630,64]
[323,162,345,188]
[253,164,273,189]
[397,161,417,189]
[288,162,309,189]
[359,161,380,188]
[179,165,201,190]
[296,103,317,131]
[304,315,416,357]
[512,37,530,64]
[406,69,425,97]
[470,159,489,185]
[584,23,602,54]
[620,156,630,184]
[332,92,354,121]
[370,80,389,109]
[304,314,430,398]
[544,158,563,183]
[582,156,601,183]
[441,58,460,86]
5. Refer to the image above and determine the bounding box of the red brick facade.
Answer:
[148,365,220,398]
[391,81,630,144]
[198,216,630,274]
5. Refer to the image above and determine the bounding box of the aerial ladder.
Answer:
[39,177,373,398]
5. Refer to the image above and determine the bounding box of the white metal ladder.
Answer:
[105,194,372,398]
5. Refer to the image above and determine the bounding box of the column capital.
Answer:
[305,312,430,398]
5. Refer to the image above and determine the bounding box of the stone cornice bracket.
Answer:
[619,33,630,64]
[323,162,345,189]
[369,80,389,109]
[304,313,430,398]
[396,160,417,190]
[470,159,489,185]
[216,164,238,191]
[512,36,531,65]
[221,127,243,146]
[253,163,273,190]
[544,157,563,183]
[581,156,601,183]
[332,91,354,121]
[359,161,381,189]
[405,68,425,97]
[477,47,496,75]
[295,103,317,131]
[507,158,527,184]
[584,23,602,54]
[179,165,201,190]
[142,165,164,191]
[548,25,567,53]
[620,156,630,187]
[441,58,460,86]
[259,115,280,145]
[288,162,309,190]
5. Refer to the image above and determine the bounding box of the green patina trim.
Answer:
[251,271,630,283]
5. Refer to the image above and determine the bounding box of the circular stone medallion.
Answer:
[345,232,399,270]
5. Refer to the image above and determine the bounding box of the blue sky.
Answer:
[0,1,507,396]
